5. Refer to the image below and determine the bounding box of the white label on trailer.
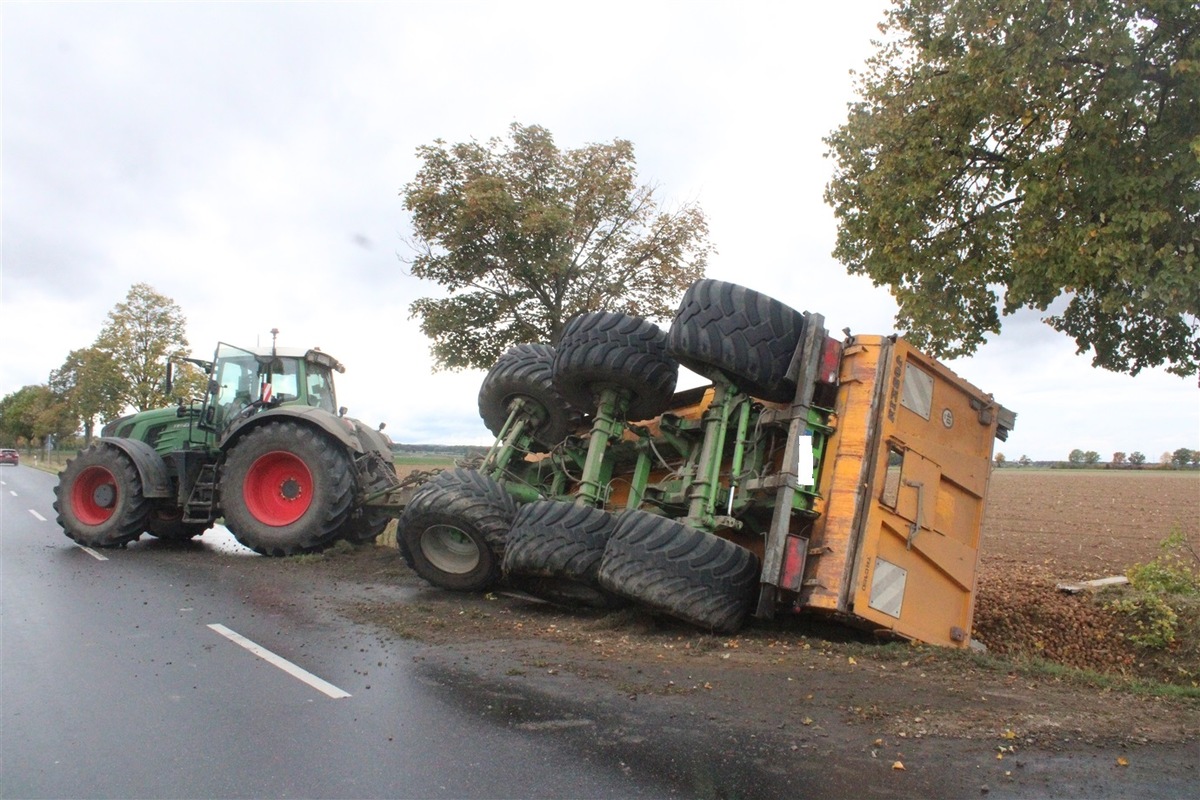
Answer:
[796,434,814,487]
[869,558,907,618]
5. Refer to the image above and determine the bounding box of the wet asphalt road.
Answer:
[1,465,706,799]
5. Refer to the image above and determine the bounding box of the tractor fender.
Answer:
[347,418,393,460]
[219,406,367,455]
[96,437,173,498]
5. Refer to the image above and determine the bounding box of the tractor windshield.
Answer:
[210,343,337,427]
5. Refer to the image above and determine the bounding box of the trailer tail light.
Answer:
[778,534,809,592]
[817,337,842,384]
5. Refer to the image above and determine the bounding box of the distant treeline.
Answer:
[390,443,489,458]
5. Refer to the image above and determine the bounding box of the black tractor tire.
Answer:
[667,279,806,403]
[597,509,761,634]
[53,444,150,547]
[337,509,392,545]
[398,468,517,592]
[219,421,354,556]
[503,500,626,609]
[478,343,583,450]
[553,312,678,421]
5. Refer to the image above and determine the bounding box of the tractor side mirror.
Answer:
[338,406,347,418]
[163,361,174,395]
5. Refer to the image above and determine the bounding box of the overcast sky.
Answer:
[2,1,1196,461]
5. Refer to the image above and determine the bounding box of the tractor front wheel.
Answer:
[220,421,354,556]
[54,445,150,547]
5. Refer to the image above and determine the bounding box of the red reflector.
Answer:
[817,337,842,384]
[779,535,809,592]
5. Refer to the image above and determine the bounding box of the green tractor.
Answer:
[54,336,399,555]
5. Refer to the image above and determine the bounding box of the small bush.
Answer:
[1108,595,1180,648]
[1126,530,1200,596]
[1108,530,1200,649]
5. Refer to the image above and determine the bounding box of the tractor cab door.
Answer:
[846,340,1002,647]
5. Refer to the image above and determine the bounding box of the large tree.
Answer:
[403,123,712,371]
[94,283,194,411]
[48,347,125,443]
[0,385,74,448]
[825,0,1199,377]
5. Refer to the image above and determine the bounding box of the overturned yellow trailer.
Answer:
[396,280,1015,647]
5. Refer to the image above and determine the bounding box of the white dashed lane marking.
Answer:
[207,623,351,699]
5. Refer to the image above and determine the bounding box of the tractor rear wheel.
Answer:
[220,421,354,556]
[667,279,806,403]
[597,509,760,633]
[54,445,150,547]
[398,468,516,592]
[552,312,678,421]
[479,343,582,451]
[503,500,625,609]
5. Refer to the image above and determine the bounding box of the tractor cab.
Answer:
[207,343,344,430]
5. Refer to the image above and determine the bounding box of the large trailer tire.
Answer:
[667,279,806,403]
[220,421,354,556]
[54,445,150,547]
[398,468,516,592]
[553,312,678,421]
[597,509,760,634]
[503,500,626,609]
[478,343,582,450]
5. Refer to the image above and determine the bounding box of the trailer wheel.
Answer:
[398,468,516,592]
[220,421,354,556]
[668,279,806,403]
[503,500,626,609]
[553,312,678,421]
[337,509,392,545]
[54,444,150,547]
[479,343,583,451]
[597,509,760,633]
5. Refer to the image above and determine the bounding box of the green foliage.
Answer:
[1129,451,1147,465]
[0,385,75,446]
[1110,530,1200,649]
[825,0,1200,377]
[1127,530,1200,595]
[49,347,125,442]
[403,123,712,371]
[94,283,193,412]
[1108,595,1180,648]
[1171,447,1200,467]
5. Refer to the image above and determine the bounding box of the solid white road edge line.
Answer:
[29,509,46,521]
[79,545,109,561]
[207,623,351,699]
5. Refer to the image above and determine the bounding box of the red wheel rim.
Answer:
[243,451,313,526]
[72,465,119,526]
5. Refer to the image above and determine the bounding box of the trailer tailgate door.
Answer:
[846,341,999,647]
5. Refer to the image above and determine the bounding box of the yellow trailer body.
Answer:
[800,336,1006,647]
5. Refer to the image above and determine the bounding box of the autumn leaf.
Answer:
[892,761,906,771]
